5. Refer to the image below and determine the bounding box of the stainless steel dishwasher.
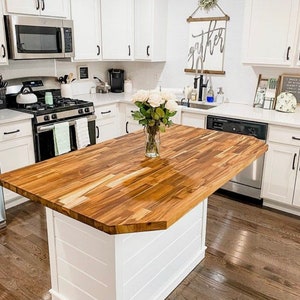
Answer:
[207,115,268,200]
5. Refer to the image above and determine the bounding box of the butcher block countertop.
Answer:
[0,125,267,234]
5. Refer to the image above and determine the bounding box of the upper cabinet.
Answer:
[242,0,300,66]
[4,0,69,18]
[134,0,167,61]
[70,0,101,61]
[101,0,134,61]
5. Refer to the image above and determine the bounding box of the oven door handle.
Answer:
[37,115,96,133]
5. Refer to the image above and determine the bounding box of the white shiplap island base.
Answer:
[46,200,207,300]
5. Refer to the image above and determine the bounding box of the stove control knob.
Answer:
[51,114,57,120]
[44,115,50,121]
[78,108,84,114]
[84,107,90,113]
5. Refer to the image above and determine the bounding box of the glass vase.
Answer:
[144,126,160,158]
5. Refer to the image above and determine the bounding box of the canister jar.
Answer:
[124,79,133,93]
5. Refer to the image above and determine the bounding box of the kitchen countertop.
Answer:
[0,125,267,234]
[75,92,300,128]
[0,109,33,124]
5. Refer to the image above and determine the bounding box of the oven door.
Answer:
[34,115,96,162]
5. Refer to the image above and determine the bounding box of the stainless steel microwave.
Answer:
[4,15,74,60]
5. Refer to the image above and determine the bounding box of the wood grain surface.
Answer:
[0,125,268,234]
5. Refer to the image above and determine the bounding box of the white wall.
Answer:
[0,0,296,105]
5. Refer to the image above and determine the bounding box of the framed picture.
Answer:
[278,74,300,103]
[77,66,89,80]
[253,75,279,109]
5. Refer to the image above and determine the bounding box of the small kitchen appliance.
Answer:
[108,69,124,93]
[4,15,74,60]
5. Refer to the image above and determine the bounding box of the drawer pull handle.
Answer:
[126,121,129,133]
[292,136,300,141]
[287,46,291,60]
[101,110,111,115]
[293,153,297,170]
[4,129,20,135]
[96,126,99,139]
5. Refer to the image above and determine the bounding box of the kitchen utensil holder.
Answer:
[61,84,72,98]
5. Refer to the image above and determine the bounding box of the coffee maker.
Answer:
[108,69,124,93]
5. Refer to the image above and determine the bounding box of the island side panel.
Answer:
[117,198,207,300]
[45,199,207,300]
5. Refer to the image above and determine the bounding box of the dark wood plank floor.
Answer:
[0,192,299,300]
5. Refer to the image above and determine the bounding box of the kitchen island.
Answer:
[0,125,267,300]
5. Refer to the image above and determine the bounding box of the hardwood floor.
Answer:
[0,193,299,300]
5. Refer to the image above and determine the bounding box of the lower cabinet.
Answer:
[181,111,206,128]
[0,119,35,208]
[95,104,120,143]
[123,103,143,134]
[261,125,300,214]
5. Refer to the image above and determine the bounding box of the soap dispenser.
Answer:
[206,86,214,103]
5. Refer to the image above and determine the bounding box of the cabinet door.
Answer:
[293,168,300,207]
[242,0,300,65]
[181,112,205,128]
[101,0,133,60]
[261,143,298,205]
[95,104,120,142]
[134,0,167,61]
[0,3,8,65]
[71,0,101,61]
[40,0,67,18]
[5,0,67,17]
[5,0,40,15]
[0,137,35,207]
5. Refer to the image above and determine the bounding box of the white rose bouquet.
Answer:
[131,90,179,132]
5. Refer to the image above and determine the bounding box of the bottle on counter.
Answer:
[216,87,224,104]
[190,89,198,101]
[206,86,214,103]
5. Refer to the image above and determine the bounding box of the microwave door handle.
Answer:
[56,28,63,53]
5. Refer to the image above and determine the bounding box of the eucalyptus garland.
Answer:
[199,0,218,10]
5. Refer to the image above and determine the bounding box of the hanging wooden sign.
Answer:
[185,5,229,75]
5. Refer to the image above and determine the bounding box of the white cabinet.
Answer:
[95,104,120,143]
[181,111,205,128]
[0,3,8,65]
[242,0,300,66]
[124,103,143,134]
[134,0,167,61]
[4,0,68,18]
[101,0,134,60]
[70,0,101,61]
[262,125,300,214]
[0,119,35,208]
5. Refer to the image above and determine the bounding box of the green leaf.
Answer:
[156,107,165,118]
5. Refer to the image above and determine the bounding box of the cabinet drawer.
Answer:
[95,104,118,119]
[268,125,300,145]
[0,120,32,142]
[125,104,136,117]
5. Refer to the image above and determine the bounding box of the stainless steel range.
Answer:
[6,78,96,162]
